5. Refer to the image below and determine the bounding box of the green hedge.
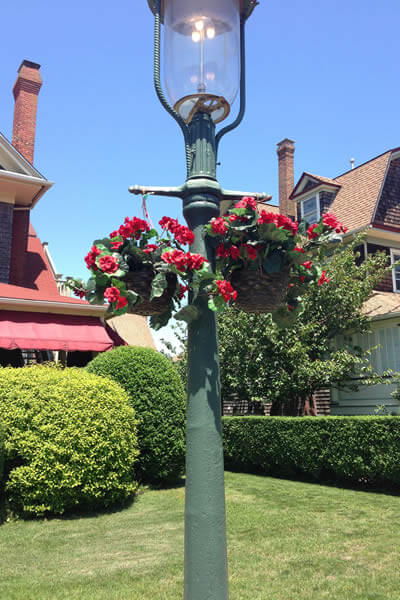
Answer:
[222,416,400,487]
[0,424,5,485]
[87,346,186,484]
[0,365,139,516]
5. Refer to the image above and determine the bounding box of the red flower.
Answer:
[229,214,239,223]
[143,244,159,254]
[216,280,237,303]
[257,211,278,225]
[73,288,86,299]
[119,217,150,240]
[307,223,319,240]
[294,246,306,253]
[84,245,101,269]
[230,245,240,260]
[98,255,119,274]
[235,196,257,211]
[211,217,228,235]
[302,261,312,270]
[161,249,187,272]
[186,253,206,271]
[276,214,298,235]
[104,286,121,303]
[299,275,305,283]
[159,217,194,245]
[244,245,258,261]
[110,241,123,250]
[116,296,128,310]
[109,230,119,239]
[178,284,189,300]
[216,244,230,258]
[318,270,331,286]
[322,213,347,234]
[287,305,294,311]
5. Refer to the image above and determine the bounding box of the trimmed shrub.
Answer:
[87,346,186,484]
[223,416,400,487]
[0,365,139,516]
[0,424,5,484]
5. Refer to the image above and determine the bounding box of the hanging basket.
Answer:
[124,269,177,316]
[230,267,290,314]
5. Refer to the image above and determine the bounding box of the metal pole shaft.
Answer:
[182,112,229,600]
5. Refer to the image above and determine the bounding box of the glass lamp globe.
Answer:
[160,0,241,124]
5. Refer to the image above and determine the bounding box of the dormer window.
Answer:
[300,194,320,225]
[391,249,400,292]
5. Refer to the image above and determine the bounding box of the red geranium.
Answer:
[116,296,128,310]
[99,255,119,274]
[235,197,257,211]
[244,245,258,261]
[318,270,331,286]
[257,211,278,225]
[143,244,159,254]
[323,213,348,234]
[211,217,228,235]
[307,223,319,240]
[302,261,312,270]
[216,244,230,258]
[216,280,237,303]
[178,284,189,300]
[84,245,101,269]
[186,253,206,271]
[230,245,240,260]
[276,214,298,235]
[161,249,187,272]
[104,286,120,303]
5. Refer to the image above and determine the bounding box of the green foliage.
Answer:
[0,365,139,517]
[0,423,5,485]
[87,346,186,484]
[223,416,400,487]
[217,236,390,414]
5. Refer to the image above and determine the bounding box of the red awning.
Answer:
[0,311,115,352]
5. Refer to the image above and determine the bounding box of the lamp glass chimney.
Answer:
[164,0,240,123]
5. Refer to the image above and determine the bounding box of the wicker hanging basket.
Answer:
[231,267,290,314]
[124,269,177,316]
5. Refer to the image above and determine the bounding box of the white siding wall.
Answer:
[332,318,400,415]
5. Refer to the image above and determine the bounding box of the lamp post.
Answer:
[131,2,261,598]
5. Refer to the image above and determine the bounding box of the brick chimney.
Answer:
[277,138,295,218]
[12,60,42,164]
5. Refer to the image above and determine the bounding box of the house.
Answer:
[278,138,400,415]
[0,60,155,367]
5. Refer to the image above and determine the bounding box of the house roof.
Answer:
[330,151,392,231]
[257,201,279,214]
[362,291,400,319]
[0,224,89,306]
[291,150,394,232]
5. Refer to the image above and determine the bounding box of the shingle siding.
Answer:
[0,202,14,283]
[373,157,400,228]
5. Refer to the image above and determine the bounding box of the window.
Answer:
[300,194,320,225]
[391,249,400,292]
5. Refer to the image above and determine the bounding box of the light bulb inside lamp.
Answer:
[191,31,201,42]
[195,19,204,31]
[206,27,215,39]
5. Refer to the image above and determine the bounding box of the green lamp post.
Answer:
[131,2,261,598]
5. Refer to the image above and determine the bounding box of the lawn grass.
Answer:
[1,472,399,599]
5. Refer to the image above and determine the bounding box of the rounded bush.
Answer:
[87,346,186,484]
[0,365,139,516]
[0,424,5,485]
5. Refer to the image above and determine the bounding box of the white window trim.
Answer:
[299,192,320,224]
[390,248,400,293]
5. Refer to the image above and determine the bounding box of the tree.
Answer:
[217,237,390,415]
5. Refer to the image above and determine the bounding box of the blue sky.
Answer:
[1,0,399,344]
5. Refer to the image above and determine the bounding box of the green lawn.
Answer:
[1,472,399,600]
